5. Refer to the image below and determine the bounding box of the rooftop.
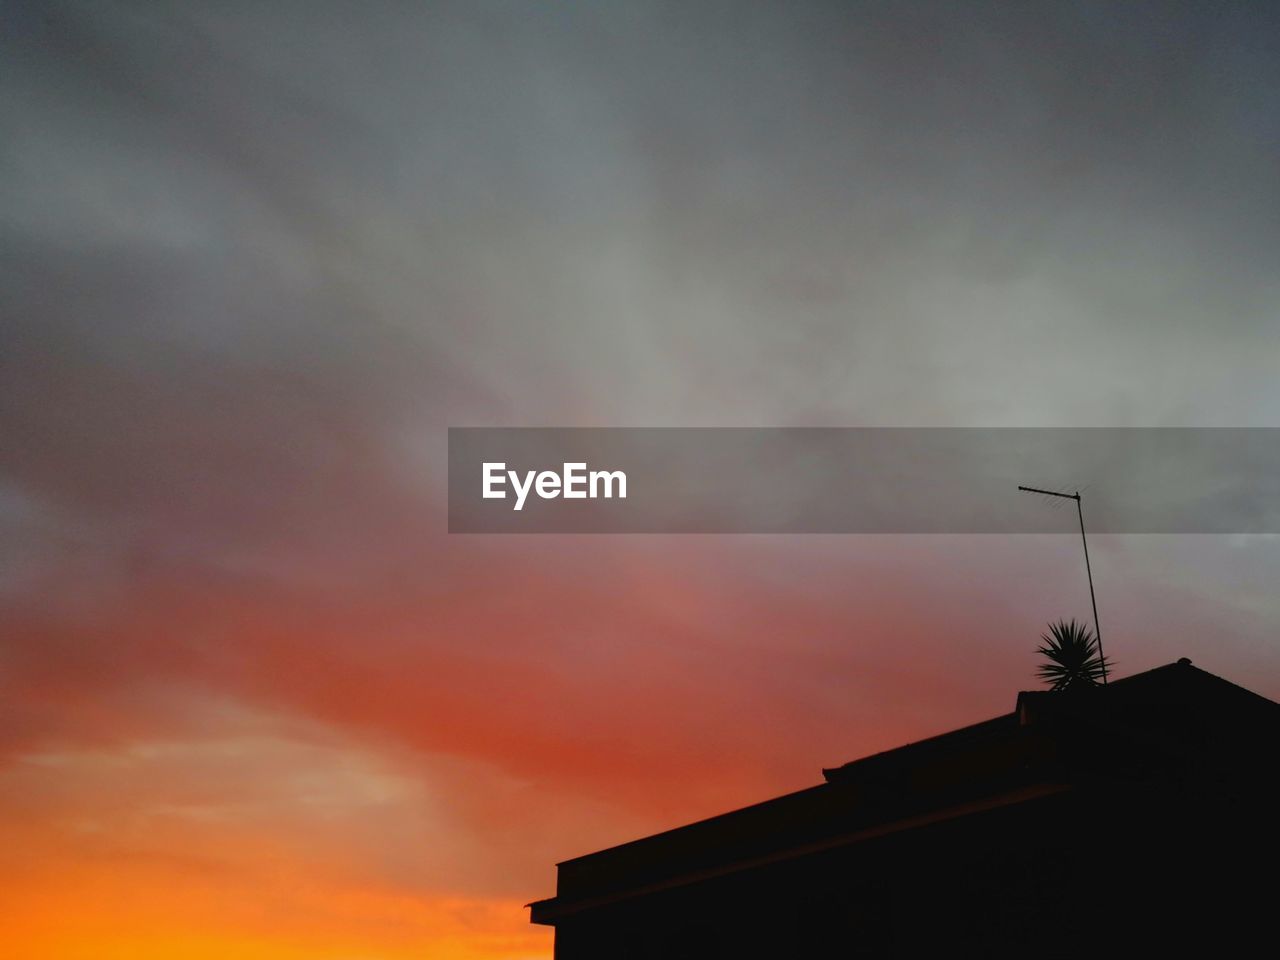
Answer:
[530,659,1280,925]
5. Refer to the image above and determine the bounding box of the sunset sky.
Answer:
[3,2,1280,957]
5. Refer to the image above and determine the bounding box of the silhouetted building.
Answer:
[530,660,1280,956]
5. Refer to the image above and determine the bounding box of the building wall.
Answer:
[550,784,1275,958]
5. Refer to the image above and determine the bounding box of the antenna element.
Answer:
[1018,485,1108,684]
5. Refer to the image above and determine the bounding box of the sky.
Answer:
[2,1,1280,957]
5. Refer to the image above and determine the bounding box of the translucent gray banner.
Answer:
[448,428,1280,533]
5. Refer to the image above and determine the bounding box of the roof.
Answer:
[530,659,1280,925]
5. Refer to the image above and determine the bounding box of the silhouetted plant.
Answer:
[1037,618,1110,690]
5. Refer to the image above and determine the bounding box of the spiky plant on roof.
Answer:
[1037,618,1111,690]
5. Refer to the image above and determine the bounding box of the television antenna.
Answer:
[1018,485,1108,684]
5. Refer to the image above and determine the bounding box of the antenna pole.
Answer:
[1018,485,1108,684]
[1074,492,1107,684]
